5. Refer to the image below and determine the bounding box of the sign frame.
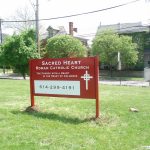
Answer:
[29,56,100,118]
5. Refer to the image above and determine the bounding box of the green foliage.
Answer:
[122,32,150,70]
[92,30,120,66]
[92,30,138,69]
[1,29,39,78]
[119,35,138,67]
[0,44,6,67]
[46,35,86,58]
[0,45,2,65]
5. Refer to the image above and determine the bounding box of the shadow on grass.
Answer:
[11,110,91,125]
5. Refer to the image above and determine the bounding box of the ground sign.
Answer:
[30,57,100,118]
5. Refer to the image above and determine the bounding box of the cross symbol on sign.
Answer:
[81,70,93,90]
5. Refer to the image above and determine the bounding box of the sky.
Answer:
[0,0,150,40]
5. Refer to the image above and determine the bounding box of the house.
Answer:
[97,22,150,68]
[41,25,89,49]
[40,26,67,50]
[41,26,67,40]
[144,50,150,67]
[97,22,149,34]
[74,36,88,47]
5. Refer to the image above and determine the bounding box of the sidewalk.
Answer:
[0,73,149,87]
[100,80,150,87]
[0,73,29,80]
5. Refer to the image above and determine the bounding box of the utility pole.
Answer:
[35,0,40,56]
[32,0,50,56]
[117,23,122,85]
[0,19,2,44]
[0,18,5,74]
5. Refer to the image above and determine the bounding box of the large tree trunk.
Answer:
[22,73,26,80]
[109,64,113,77]
[23,75,26,80]
[3,66,5,74]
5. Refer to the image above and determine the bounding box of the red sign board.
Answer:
[30,57,100,118]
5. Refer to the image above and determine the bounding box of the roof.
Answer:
[41,26,67,40]
[75,36,88,42]
[41,25,89,47]
[98,22,150,34]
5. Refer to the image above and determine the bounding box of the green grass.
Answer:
[0,79,150,150]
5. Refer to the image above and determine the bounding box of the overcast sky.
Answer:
[0,0,150,39]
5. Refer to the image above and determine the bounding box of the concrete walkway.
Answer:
[100,80,150,87]
[0,73,29,80]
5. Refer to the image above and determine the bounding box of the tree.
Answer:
[45,35,87,58]
[4,6,35,32]
[122,32,150,70]
[1,29,39,79]
[92,30,138,73]
[0,44,4,66]
[119,35,138,68]
[0,44,7,74]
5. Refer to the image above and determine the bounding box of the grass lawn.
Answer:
[0,79,150,150]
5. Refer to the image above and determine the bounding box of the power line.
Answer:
[37,0,141,21]
[3,0,140,23]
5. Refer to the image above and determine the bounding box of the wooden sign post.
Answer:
[30,57,100,118]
